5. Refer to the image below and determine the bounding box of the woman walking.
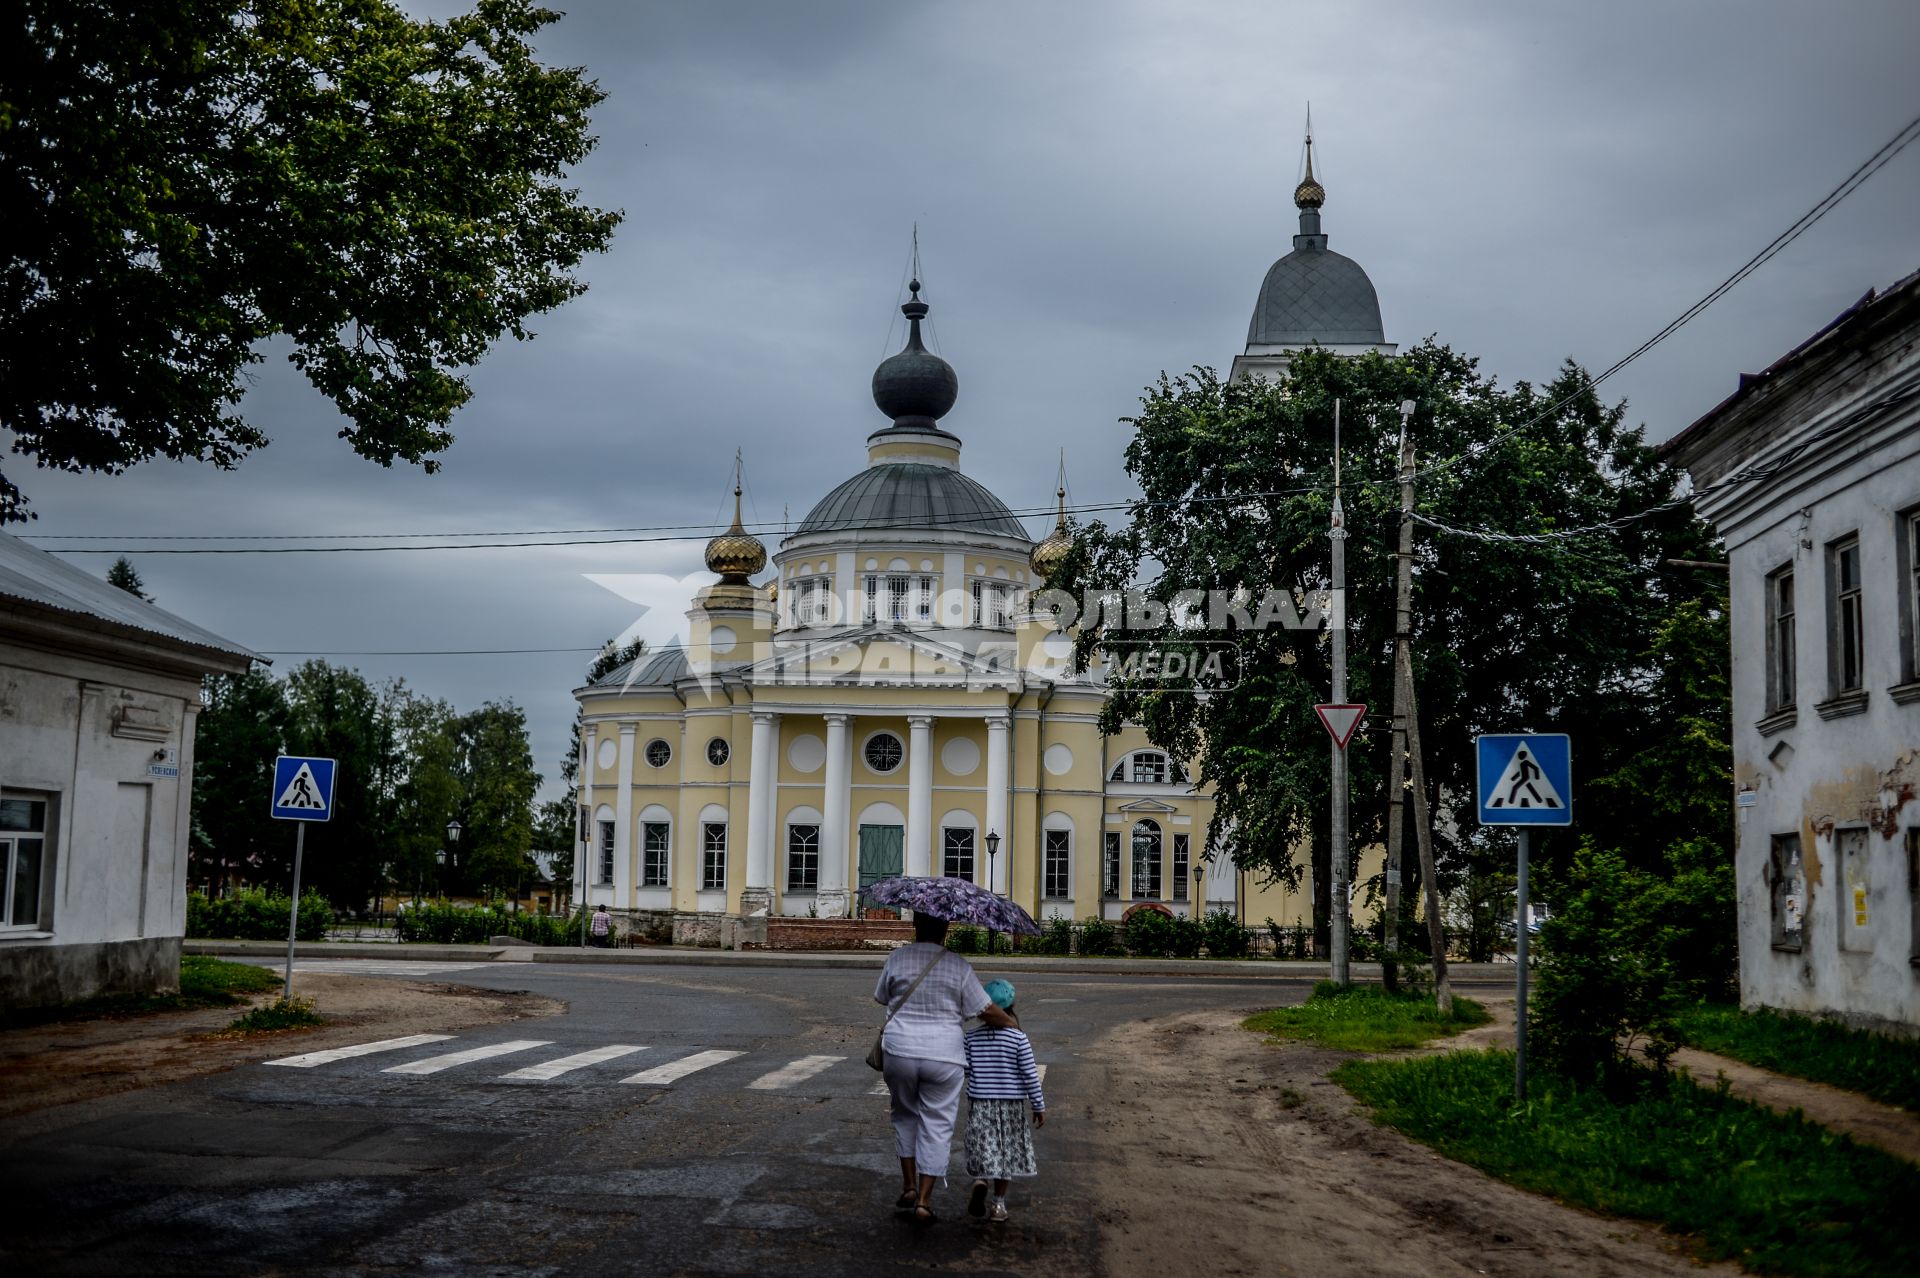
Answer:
[873,912,1018,1226]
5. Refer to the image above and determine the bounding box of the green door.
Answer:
[858,824,905,917]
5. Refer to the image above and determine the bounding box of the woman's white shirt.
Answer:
[872,942,990,1067]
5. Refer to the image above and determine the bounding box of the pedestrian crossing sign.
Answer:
[271,755,336,822]
[1476,734,1572,826]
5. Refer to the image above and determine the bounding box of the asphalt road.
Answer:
[0,960,1367,1277]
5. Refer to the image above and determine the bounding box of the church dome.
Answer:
[704,479,766,582]
[797,463,1028,539]
[871,280,958,431]
[1247,249,1386,347]
[1029,485,1073,578]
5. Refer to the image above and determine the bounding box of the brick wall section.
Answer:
[761,919,914,951]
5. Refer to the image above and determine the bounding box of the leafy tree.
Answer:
[388,693,460,902]
[532,796,577,907]
[451,700,540,900]
[281,660,400,907]
[0,0,622,520]
[105,556,148,600]
[191,668,292,890]
[1052,345,1722,953]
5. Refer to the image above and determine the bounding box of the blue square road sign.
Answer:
[271,755,336,822]
[1476,734,1572,826]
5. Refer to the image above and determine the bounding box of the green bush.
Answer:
[229,995,324,1033]
[1124,909,1175,956]
[1167,915,1204,958]
[392,902,603,946]
[1534,837,1735,1086]
[1200,908,1250,958]
[946,924,984,953]
[1077,917,1119,956]
[1265,918,1313,959]
[186,889,333,940]
[1034,915,1076,955]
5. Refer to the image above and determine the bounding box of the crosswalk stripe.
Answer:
[499,1044,648,1081]
[619,1049,744,1086]
[382,1039,552,1075]
[264,1033,455,1068]
[747,1055,842,1091]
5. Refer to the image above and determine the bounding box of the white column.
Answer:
[741,711,778,914]
[818,712,853,918]
[906,715,934,878]
[578,728,595,905]
[985,716,1010,894]
[614,725,636,905]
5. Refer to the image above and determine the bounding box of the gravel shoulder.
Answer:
[0,972,562,1125]
[1086,1007,1738,1278]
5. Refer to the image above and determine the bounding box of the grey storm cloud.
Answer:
[18,0,1920,798]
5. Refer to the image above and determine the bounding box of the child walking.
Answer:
[962,979,1046,1222]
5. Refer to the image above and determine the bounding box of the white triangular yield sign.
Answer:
[1314,703,1367,750]
[1485,741,1565,811]
[275,762,329,812]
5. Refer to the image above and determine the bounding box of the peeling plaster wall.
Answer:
[1712,351,1920,1029]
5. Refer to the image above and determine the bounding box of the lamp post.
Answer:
[985,830,1001,954]
[440,819,462,900]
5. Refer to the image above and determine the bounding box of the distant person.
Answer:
[873,913,1019,1226]
[962,979,1046,1222]
[590,904,611,947]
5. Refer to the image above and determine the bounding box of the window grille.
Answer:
[943,827,975,881]
[1043,829,1071,899]
[701,822,727,891]
[642,821,670,887]
[787,824,820,891]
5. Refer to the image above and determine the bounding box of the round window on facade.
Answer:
[706,737,730,767]
[863,732,904,774]
[644,739,673,769]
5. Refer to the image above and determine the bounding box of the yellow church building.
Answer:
[573,154,1387,939]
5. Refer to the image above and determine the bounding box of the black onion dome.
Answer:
[871,280,958,430]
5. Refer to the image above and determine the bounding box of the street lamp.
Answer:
[984,830,1002,955]
[440,819,462,900]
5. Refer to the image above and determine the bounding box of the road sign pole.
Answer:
[1328,399,1349,987]
[284,822,307,1001]
[1515,827,1530,1102]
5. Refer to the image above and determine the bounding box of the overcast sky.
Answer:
[16,1,1920,800]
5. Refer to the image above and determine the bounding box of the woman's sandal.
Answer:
[894,1192,918,1212]
[911,1204,939,1228]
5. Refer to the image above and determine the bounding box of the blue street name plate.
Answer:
[1476,734,1572,826]
[271,755,337,822]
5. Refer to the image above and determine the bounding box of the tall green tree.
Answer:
[1053,345,1722,952]
[0,0,622,520]
[452,700,540,899]
[105,556,148,600]
[282,660,399,907]
[388,692,460,902]
[191,668,291,888]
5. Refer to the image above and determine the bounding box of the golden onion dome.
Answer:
[1030,485,1073,579]
[1294,133,1325,209]
[705,482,766,583]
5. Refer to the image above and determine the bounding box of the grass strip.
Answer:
[1335,1048,1919,1278]
[1243,981,1489,1052]
[1677,1004,1920,1112]
[0,956,283,1030]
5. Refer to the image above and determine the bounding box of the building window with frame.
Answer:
[943,827,975,881]
[1102,832,1121,897]
[1768,833,1804,950]
[642,821,670,887]
[887,574,910,622]
[1829,535,1864,694]
[1765,564,1796,711]
[916,575,935,621]
[1043,829,1071,899]
[864,732,904,774]
[644,738,672,769]
[1172,833,1190,901]
[1904,510,1920,682]
[1131,819,1162,898]
[1838,826,1872,952]
[863,574,879,623]
[787,824,820,891]
[0,790,50,929]
[596,820,615,885]
[701,822,727,891]
[1907,828,1920,963]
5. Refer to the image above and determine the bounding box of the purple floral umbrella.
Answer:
[858,875,1043,936]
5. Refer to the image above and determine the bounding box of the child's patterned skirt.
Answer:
[964,1097,1037,1178]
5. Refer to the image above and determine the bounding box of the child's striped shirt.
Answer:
[963,1025,1046,1111]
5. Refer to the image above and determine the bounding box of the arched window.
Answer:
[1110,751,1184,784]
[1131,819,1162,899]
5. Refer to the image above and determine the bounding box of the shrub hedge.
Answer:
[187,889,333,941]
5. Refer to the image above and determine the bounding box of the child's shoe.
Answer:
[989,1200,1009,1222]
[967,1180,988,1218]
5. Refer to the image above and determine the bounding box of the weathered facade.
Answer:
[0,533,255,1008]
[1662,270,1920,1029]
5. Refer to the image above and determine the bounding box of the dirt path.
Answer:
[0,972,561,1125]
[1086,1009,1737,1278]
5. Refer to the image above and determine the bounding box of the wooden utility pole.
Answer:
[1407,676,1453,1015]
[1328,400,1350,986]
[1381,401,1416,993]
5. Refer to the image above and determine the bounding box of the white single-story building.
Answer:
[0,533,256,1008]
[1662,269,1920,1030]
